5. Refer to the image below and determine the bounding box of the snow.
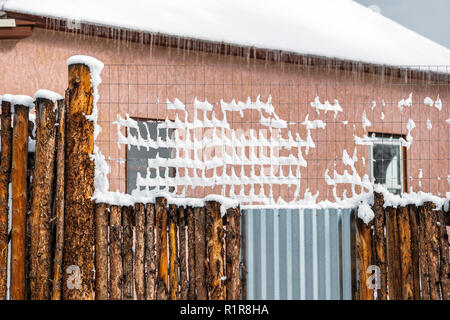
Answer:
[358,202,374,225]
[426,119,432,131]
[398,93,412,112]
[4,0,450,69]
[362,110,371,131]
[34,89,63,103]
[310,97,343,119]
[1,94,34,109]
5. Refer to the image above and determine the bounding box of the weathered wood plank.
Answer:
[168,204,178,300]
[0,100,12,300]
[194,207,207,300]
[122,206,134,300]
[134,203,145,300]
[186,206,196,300]
[109,205,123,300]
[144,203,156,300]
[206,201,225,300]
[385,206,401,300]
[408,205,421,300]
[356,217,373,300]
[225,206,241,300]
[94,203,109,300]
[51,98,66,300]
[397,206,413,300]
[10,105,29,300]
[372,192,387,300]
[156,197,168,300]
[178,206,188,300]
[63,62,96,300]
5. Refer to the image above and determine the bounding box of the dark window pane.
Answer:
[126,120,175,194]
[372,142,401,193]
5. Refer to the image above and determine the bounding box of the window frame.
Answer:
[369,133,407,194]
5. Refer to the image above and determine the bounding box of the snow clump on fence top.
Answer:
[34,89,64,103]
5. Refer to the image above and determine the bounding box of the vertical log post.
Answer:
[372,192,387,300]
[423,202,441,300]
[178,206,188,300]
[0,99,12,300]
[30,95,58,300]
[408,205,421,300]
[205,201,225,300]
[144,203,156,300]
[94,203,109,300]
[186,207,196,300]
[385,206,402,299]
[437,210,449,300]
[355,217,373,300]
[10,102,31,300]
[156,197,168,300]
[63,58,103,300]
[397,206,414,300]
[225,206,241,300]
[194,207,207,300]
[418,205,430,300]
[134,203,145,300]
[109,205,123,300]
[52,98,66,300]
[168,204,178,300]
[122,206,134,300]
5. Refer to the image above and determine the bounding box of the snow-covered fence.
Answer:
[93,199,242,300]
[356,192,449,300]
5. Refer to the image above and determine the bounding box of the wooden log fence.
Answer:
[356,192,449,300]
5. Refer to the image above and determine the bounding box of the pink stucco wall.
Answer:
[1,28,449,203]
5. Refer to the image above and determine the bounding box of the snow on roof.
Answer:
[3,0,450,68]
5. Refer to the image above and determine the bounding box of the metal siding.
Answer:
[243,208,354,300]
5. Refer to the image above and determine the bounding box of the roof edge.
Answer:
[5,10,450,82]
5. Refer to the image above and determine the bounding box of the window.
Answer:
[370,134,406,194]
[126,119,175,194]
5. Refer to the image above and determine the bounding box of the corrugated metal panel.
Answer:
[243,208,355,300]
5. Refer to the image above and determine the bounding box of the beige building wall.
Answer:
[1,28,449,204]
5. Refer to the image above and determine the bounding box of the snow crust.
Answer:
[34,89,63,103]
[0,94,34,109]
[4,0,450,69]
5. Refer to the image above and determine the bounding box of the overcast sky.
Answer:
[354,0,450,49]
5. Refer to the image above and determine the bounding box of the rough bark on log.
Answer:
[397,206,414,300]
[206,201,225,300]
[385,206,401,300]
[95,203,109,300]
[25,134,34,301]
[356,217,373,300]
[144,203,156,300]
[168,204,178,300]
[178,206,188,300]
[63,63,96,300]
[423,202,441,300]
[122,206,134,300]
[0,100,12,300]
[437,210,449,300]
[418,205,430,300]
[30,97,57,300]
[156,197,168,300]
[194,207,207,300]
[109,205,123,300]
[408,205,421,300]
[10,105,29,300]
[186,207,196,300]
[134,203,145,300]
[372,192,387,300]
[225,206,241,300]
[52,98,66,300]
